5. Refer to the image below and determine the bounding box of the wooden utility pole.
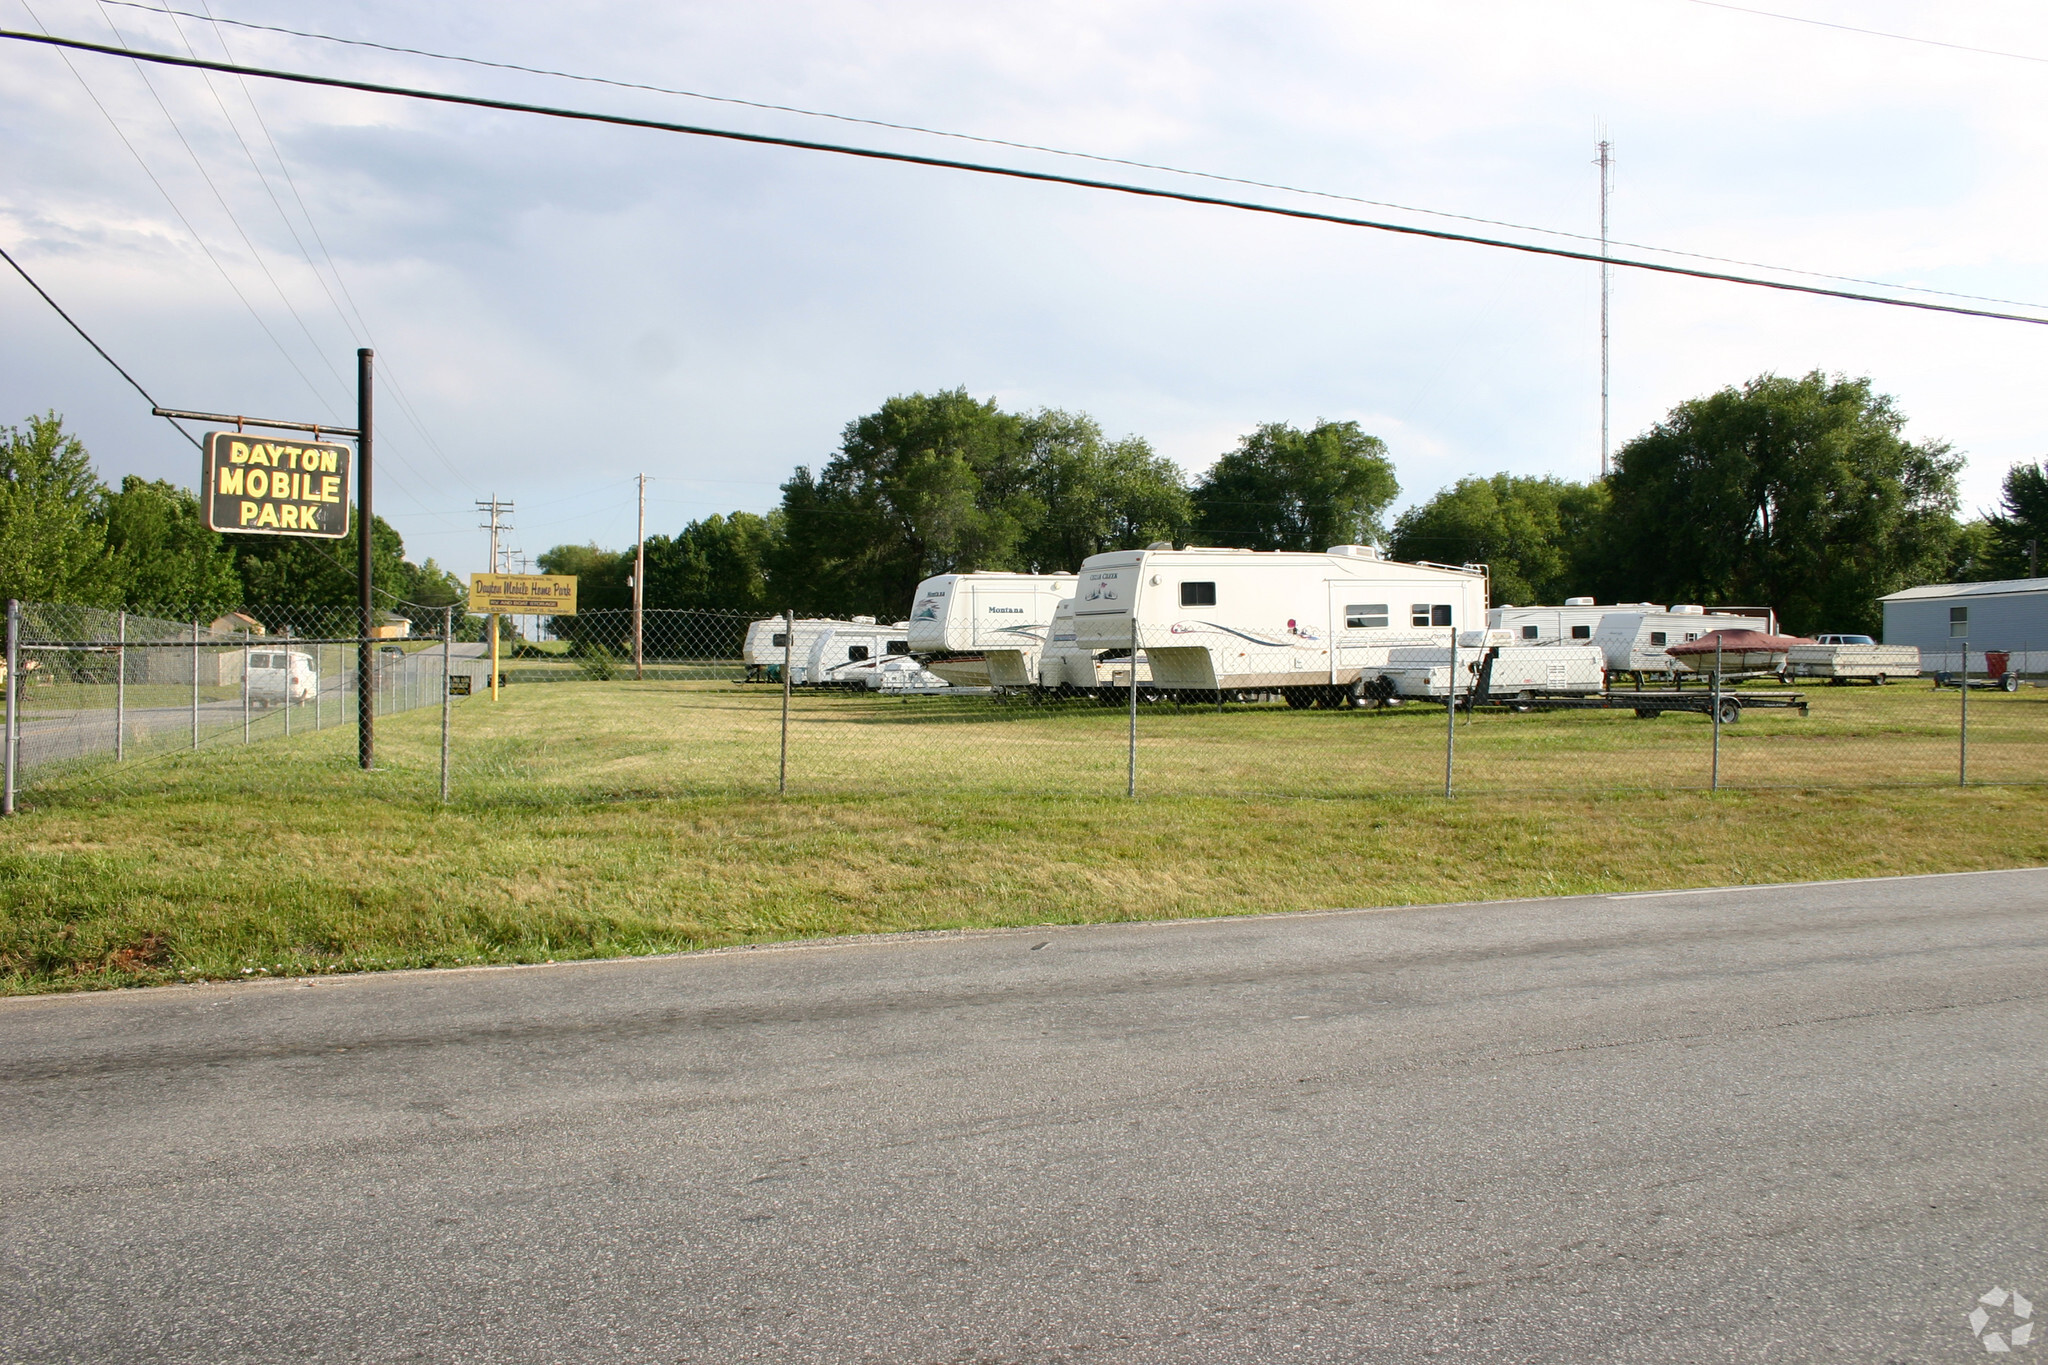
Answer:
[633,473,646,681]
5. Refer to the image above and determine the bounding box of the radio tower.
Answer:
[1596,138,1613,479]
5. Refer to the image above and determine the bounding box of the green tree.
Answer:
[1018,410,1190,571]
[1191,420,1400,551]
[1602,372,1961,636]
[773,389,1032,617]
[0,413,111,603]
[537,542,630,650]
[1389,474,1608,606]
[642,511,778,614]
[1986,459,2048,578]
[100,476,242,614]
[232,514,421,634]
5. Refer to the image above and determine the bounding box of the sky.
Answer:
[5,0,2048,581]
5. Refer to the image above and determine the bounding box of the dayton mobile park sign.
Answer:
[202,431,352,538]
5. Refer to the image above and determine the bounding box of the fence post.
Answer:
[4,599,17,817]
[1444,632,1457,799]
[1711,638,1721,791]
[778,609,792,795]
[191,619,200,750]
[115,609,126,762]
[1127,617,1138,799]
[1960,638,1969,787]
[440,607,453,803]
[242,640,251,744]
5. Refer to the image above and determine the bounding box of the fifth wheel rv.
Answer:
[1069,545,1489,704]
[906,571,1077,688]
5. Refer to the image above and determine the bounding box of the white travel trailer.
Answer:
[1490,601,1777,681]
[742,617,909,685]
[1036,597,1153,695]
[1069,545,1490,704]
[906,571,1077,688]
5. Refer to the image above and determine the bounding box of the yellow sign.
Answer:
[469,573,577,615]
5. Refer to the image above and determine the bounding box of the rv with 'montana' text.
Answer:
[907,572,1076,688]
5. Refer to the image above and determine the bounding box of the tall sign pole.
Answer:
[357,347,375,769]
[1596,138,1613,480]
[633,472,646,681]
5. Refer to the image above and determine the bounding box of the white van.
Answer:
[1070,544,1489,704]
[907,571,1077,688]
[247,648,316,707]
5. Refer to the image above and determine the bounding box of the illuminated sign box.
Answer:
[201,432,353,539]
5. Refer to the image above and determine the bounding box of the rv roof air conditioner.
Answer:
[852,615,876,624]
[1564,596,1595,607]
[1146,541,1173,550]
[1671,604,1706,615]
[1325,544,1383,559]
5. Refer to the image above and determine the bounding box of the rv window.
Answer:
[1649,632,1667,646]
[1520,626,1539,640]
[1345,604,1389,629]
[1411,604,1431,627]
[887,640,911,655]
[1570,625,1592,639]
[847,646,869,662]
[1684,632,1699,642]
[1181,581,1217,607]
[1431,605,1452,627]
[1950,606,1969,637]
[770,633,788,648]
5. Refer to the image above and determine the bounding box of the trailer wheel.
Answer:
[1633,708,1657,719]
[1716,698,1742,724]
[2002,673,2021,693]
[1283,688,1315,709]
[1874,674,1887,686]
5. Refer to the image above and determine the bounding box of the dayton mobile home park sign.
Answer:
[202,431,353,538]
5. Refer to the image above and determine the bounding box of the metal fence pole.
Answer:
[1960,638,1969,787]
[440,607,453,803]
[191,619,200,750]
[778,609,792,794]
[1445,633,1457,799]
[1127,617,1138,799]
[1711,638,1721,791]
[242,640,251,744]
[115,609,126,762]
[4,599,18,817]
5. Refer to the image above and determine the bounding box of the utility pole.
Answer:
[2030,537,2040,580]
[1595,138,1613,480]
[633,473,646,681]
[476,495,514,701]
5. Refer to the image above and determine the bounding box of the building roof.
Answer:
[1878,577,2048,603]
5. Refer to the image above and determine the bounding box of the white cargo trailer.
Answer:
[1377,634,1605,701]
[1070,545,1489,705]
[906,571,1077,688]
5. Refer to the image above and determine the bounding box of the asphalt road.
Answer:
[3,871,2044,1363]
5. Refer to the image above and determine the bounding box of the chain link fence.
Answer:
[7,602,2044,808]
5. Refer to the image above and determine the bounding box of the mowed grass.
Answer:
[4,677,2045,994]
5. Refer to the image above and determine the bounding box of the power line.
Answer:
[8,27,2047,328]
[1679,0,2048,66]
[91,0,2048,315]
[0,242,202,450]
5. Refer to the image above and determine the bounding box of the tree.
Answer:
[1602,371,1961,635]
[642,511,778,615]
[536,542,630,650]
[1191,420,1399,551]
[0,413,111,604]
[1017,410,1190,571]
[1986,459,2048,578]
[1389,475,1608,606]
[100,476,242,614]
[232,514,429,634]
[773,389,1033,617]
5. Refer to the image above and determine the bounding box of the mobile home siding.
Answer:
[1878,579,2048,673]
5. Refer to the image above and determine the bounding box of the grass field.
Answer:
[5,677,2045,995]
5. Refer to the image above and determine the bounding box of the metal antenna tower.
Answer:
[1596,138,1613,479]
